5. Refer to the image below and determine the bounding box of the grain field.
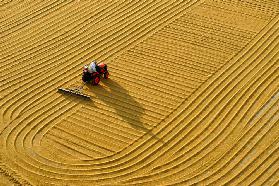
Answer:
[0,0,278,185]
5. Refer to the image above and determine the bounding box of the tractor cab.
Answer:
[82,61,109,85]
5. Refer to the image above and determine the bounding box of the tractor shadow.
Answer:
[86,78,164,144]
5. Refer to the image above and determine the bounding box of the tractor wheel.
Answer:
[92,75,100,85]
[104,71,109,79]
[82,73,90,82]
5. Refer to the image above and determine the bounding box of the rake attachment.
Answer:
[58,87,90,99]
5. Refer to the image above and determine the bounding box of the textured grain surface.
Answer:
[0,0,278,185]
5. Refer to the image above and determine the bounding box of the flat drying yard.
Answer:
[0,0,278,185]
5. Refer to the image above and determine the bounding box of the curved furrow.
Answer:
[2,104,91,181]
[151,22,278,170]
[1,0,277,184]
[147,61,278,179]
[1,0,192,122]
[135,61,278,184]
[118,45,278,184]
[226,134,279,185]
[148,35,279,173]
[14,97,85,166]
[198,102,279,185]
[55,14,278,180]
[66,7,274,170]
[1,0,201,158]
[239,143,279,186]
[3,94,71,152]
[256,159,279,186]
[10,12,276,183]
[1,104,142,182]
[10,67,175,129]
[0,0,203,172]
[0,0,199,96]
[169,116,278,186]
[143,17,276,183]
[20,7,278,174]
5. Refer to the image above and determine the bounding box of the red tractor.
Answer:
[82,61,109,85]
